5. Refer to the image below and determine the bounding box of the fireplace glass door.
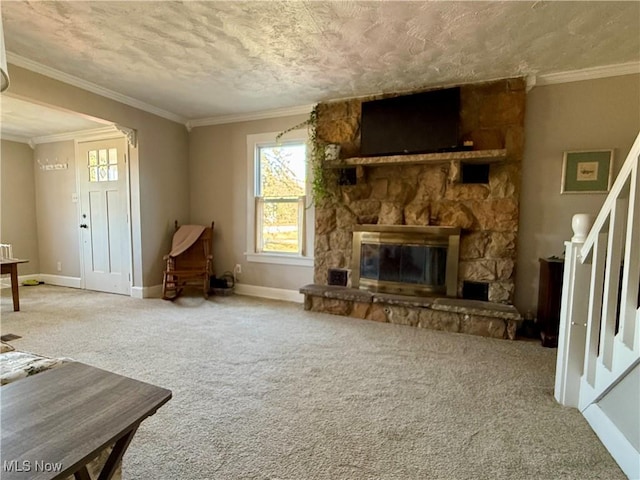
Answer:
[352,225,460,297]
[361,243,447,288]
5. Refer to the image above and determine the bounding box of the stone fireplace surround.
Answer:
[301,78,525,339]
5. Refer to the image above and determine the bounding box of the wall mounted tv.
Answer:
[360,87,461,157]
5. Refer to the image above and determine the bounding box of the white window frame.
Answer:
[246,129,314,267]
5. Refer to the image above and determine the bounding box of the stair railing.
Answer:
[555,131,640,409]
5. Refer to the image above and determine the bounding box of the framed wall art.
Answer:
[561,150,613,194]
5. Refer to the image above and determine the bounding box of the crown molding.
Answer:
[0,133,31,144]
[536,62,640,86]
[31,125,121,145]
[187,103,314,128]
[7,53,187,125]
[8,51,638,131]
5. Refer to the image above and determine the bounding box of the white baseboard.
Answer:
[133,283,302,301]
[2,274,302,303]
[234,283,303,303]
[130,286,144,299]
[32,274,82,289]
[583,403,640,479]
[131,284,163,299]
[0,274,40,289]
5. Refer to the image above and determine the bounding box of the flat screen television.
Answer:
[360,87,460,157]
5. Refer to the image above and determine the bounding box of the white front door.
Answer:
[77,137,131,295]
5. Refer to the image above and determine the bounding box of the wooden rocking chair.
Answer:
[162,221,214,300]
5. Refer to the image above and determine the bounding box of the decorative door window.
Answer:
[88,148,118,182]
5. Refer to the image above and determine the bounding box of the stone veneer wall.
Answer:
[313,78,526,303]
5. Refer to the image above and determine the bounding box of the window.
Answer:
[256,143,306,253]
[246,130,314,267]
[88,148,118,182]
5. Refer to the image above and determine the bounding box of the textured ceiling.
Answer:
[0,96,109,140]
[2,1,640,121]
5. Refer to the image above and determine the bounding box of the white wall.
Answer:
[515,74,640,313]
[189,115,314,292]
[0,140,39,275]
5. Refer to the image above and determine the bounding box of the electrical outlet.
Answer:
[234,264,242,275]
[56,261,62,272]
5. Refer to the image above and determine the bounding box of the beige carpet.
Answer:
[1,285,624,480]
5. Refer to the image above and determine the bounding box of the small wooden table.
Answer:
[1,259,29,312]
[1,362,172,480]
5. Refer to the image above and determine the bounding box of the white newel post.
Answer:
[554,214,594,407]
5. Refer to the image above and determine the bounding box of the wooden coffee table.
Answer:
[1,362,172,480]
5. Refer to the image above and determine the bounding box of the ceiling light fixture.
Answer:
[0,15,9,92]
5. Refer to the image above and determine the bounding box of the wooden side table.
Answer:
[1,259,29,312]
[537,257,564,348]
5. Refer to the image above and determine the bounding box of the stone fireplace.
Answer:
[300,78,525,339]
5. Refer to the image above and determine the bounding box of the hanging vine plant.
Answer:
[276,105,336,204]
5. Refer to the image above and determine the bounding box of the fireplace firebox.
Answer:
[351,225,460,297]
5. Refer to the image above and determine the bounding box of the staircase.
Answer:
[555,132,640,479]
